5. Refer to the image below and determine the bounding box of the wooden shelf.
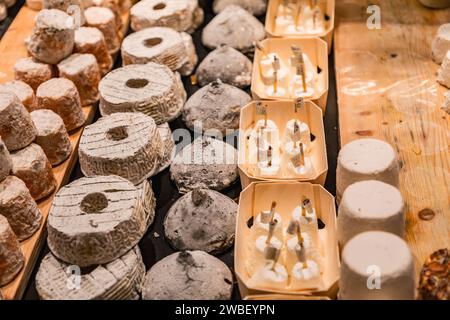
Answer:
[334,0,450,281]
[0,5,129,300]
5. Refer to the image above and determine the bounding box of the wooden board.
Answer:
[334,0,450,281]
[0,5,129,300]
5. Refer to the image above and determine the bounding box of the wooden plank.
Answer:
[334,0,450,281]
[0,5,129,300]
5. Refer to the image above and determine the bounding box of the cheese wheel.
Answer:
[336,138,399,202]
[27,9,75,64]
[142,251,233,300]
[58,53,101,106]
[36,247,146,300]
[47,175,150,266]
[337,180,405,246]
[31,109,72,166]
[11,143,57,201]
[0,176,42,241]
[74,27,113,75]
[0,80,36,112]
[99,63,186,124]
[0,91,37,151]
[36,78,86,131]
[79,112,163,185]
[14,57,55,91]
[0,215,24,286]
[340,231,415,300]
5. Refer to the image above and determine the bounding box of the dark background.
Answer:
[0,0,339,300]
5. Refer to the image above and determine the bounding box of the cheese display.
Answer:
[336,138,399,202]
[202,5,265,53]
[30,109,72,166]
[130,0,203,33]
[164,189,237,253]
[27,9,75,64]
[79,112,166,185]
[0,215,24,286]
[340,231,415,300]
[43,0,86,26]
[121,27,197,76]
[0,176,42,241]
[0,91,37,152]
[47,175,151,267]
[58,53,101,106]
[13,57,55,91]
[182,80,251,135]
[170,136,239,193]
[10,143,57,200]
[36,78,86,131]
[196,45,253,88]
[338,180,405,246]
[142,251,233,300]
[432,23,450,64]
[98,63,186,124]
[36,247,145,300]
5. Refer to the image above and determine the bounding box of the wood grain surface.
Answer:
[334,0,450,280]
